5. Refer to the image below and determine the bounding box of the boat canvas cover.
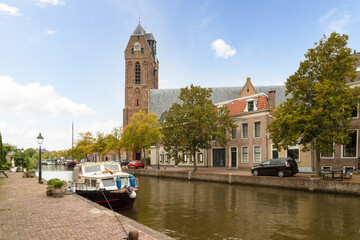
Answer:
[84,165,101,174]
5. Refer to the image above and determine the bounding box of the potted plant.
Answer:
[26,169,36,178]
[47,178,67,197]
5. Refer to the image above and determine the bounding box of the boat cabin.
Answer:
[72,163,134,191]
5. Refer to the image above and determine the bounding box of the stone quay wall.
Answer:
[124,168,360,195]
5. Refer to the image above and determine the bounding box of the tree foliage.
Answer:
[121,111,161,168]
[161,84,236,171]
[71,131,95,160]
[105,126,123,161]
[267,33,360,175]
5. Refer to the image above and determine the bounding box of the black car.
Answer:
[120,159,130,167]
[251,158,298,177]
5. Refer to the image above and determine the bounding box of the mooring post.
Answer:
[128,230,139,240]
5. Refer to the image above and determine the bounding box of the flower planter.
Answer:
[51,188,66,198]
[27,172,36,178]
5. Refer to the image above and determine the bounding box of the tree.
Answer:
[0,132,5,167]
[72,132,95,160]
[161,84,236,171]
[267,33,360,176]
[121,111,161,168]
[105,126,123,162]
[93,132,107,162]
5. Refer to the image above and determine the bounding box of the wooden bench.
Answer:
[0,170,9,178]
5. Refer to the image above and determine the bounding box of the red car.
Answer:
[127,160,145,169]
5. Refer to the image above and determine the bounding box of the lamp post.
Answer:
[156,144,160,170]
[37,133,44,183]
[21,148,24,170]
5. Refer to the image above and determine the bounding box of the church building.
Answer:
[123,23,159,160]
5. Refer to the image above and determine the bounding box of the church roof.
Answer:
[149,85,287,120]
[145,33,155,41]
[132,23,145,36]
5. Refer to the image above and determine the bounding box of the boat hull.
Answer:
[76,189,136,211]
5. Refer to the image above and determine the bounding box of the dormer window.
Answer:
[245,99,257,112]
[248,101,254,112]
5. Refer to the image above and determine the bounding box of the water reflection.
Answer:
[121,176,360,240]
[37,165,73,181]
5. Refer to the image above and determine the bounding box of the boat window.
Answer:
[104,164,120,171]
[91,179,97,187]
[84,179,90,185]
[102,178,115,188]
[84,165,101,174]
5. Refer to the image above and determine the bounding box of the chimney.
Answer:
[268,90,276,109]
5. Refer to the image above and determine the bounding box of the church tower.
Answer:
[123,23,159,160]
[123,23,159,128]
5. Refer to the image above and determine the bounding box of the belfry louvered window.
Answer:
[135,62,141,84]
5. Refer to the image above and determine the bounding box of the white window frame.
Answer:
[160,153,164,162]
[197,152,203,163]
[254,121,261,138]
[286,145,300,162]
[229,146,238,168]
[183,154,188,162]
[253,146,261,163]
[351,104,359,118]
[241,146,249,163]
[244,99,257,112]
[322,166,332,170]
[231,127,237,140]
[343,166,355,172]
[341,129,358,159]
[242,123,248,139]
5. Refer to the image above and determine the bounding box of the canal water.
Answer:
[42,166,360,240]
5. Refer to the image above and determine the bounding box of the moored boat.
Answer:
[70,162,137,211]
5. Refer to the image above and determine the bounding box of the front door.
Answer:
[231,147,237,168]
[213,149,226,167]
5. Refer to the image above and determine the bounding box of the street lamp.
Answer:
[37,133,44,183]
[156,144,160,170]
[21,148,24,170]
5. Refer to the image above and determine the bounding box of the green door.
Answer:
[213,149,226,167]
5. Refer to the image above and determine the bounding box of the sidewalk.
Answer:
[139,165,360,183]
[0,172,173,240]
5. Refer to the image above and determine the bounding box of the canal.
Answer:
[42,166,360,239]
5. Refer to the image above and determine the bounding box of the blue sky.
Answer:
[0,0,359,150]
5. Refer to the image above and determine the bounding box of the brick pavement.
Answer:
[0,172,173,240]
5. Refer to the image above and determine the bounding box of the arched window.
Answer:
[135,62,140,84]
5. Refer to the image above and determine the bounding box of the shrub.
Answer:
[47,178,66,188]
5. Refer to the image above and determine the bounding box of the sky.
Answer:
[0,0,359,151]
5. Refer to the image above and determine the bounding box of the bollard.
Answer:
[128,230,139,240]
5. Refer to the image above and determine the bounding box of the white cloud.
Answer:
[35,0,65,7]
[319,8,351,34]
[211,39,236,59]
[78,120,120,136]
[0,76,96,117]
[0,3,21,16]
[45,29,58,35]
[319,8,337,24]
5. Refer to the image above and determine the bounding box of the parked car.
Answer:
[120,159,130,167]
[127,160,145,169]
[251,158,298,177]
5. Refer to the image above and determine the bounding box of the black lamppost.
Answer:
[37,133,44,183]
[156,144,160,170]
[21,148,24,170]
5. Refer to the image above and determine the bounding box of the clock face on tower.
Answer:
[134,42,141,52]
